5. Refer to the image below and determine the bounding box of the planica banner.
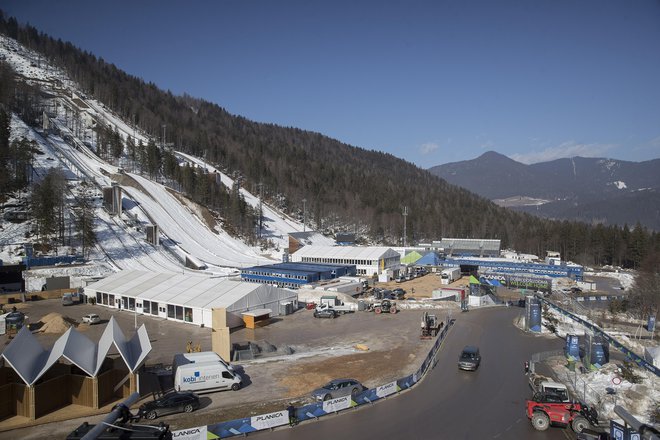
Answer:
[250,410,289,430]
[171,426,208,440]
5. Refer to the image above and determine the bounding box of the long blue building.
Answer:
[240,262,357,289]
[443,257,583,281]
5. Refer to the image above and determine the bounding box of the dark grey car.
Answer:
[458,346,481,371]
[311,378,364,401]
[138,391,200,419]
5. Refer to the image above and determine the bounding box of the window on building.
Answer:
[184,307,193,322]
[151,302,158,315]
[175,306,183,320]
[96,292,102,304]
[167,304,175,318]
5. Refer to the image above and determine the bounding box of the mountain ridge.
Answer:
[429,152,660,230]
[1,12,659,268]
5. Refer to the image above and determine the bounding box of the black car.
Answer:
[392,288,406,299]
[313,308,337,319]
[138,391,200,420]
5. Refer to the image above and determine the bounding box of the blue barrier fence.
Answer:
[22,255,81,268]
[190,317,454,438]
[538,296,659,377]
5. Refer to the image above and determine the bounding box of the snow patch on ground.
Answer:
[585,270,635,290]
[538,308,660,425]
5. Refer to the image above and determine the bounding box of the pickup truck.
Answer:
[315,302,355,315]
[317,296,357,314]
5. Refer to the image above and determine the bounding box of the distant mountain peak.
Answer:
[429,154,660,230]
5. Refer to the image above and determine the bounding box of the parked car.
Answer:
[82,314,101,325]
[458,346,481,371]
[311,378,364,401]
[313,308,337,319]
[138,391,200,420]
[392,288,406,299]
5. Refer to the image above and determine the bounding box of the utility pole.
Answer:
[302,198,307,232]
[403,206,408,247]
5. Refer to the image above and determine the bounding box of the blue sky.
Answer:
[4,0,660,166]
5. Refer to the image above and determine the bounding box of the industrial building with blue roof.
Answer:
[240,262,357,289]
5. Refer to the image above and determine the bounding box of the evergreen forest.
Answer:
[1,11,659,272]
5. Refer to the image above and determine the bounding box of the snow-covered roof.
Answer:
[0,316,151,385]
[85,270,275,310]
[291,246,399,261]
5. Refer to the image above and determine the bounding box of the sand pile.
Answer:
[38,312,75,334]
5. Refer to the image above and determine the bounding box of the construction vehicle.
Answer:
[420,311,443,338]
[526,392,598,433]
[370,299,397,314]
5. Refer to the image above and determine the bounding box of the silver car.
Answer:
[82,314,101,324]
[311,378,364,401]
[458,346,481,371]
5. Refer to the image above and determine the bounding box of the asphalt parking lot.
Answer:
[1,297,452,438]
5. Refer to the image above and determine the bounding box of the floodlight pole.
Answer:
[402,206,408,247]
[302,198,307,232]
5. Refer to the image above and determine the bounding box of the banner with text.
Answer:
[250,410,289,430]
[322,395,354,413]
[171,426,208,440]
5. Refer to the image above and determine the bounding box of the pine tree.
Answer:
[73,184,97,258]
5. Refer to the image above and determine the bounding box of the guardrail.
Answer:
[537,296,660,377]
[172,316,455,439]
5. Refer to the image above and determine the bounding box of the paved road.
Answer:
[256,307,571,440]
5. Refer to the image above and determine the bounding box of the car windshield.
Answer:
[461,352,476,360]
[323,382,339,390]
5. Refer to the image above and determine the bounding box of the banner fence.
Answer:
[173,316,454,439]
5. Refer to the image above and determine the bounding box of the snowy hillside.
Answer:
[0,33,333,277]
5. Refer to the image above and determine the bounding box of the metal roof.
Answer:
[438,238,501,252]
[0,316,151,385]
[291,246,399,261]
[85,270,280,310]
[242,262,353,275]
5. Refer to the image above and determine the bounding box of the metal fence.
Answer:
[173,315,455,439]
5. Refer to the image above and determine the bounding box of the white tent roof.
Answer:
[0,316,151,385]
[85,270,285,311]
[291,246,399,261]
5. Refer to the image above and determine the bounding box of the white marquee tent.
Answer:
[84,270,297,328]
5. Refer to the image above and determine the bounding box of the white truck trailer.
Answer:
[440,267,461,285]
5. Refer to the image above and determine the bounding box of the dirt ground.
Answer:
[0,292,458,438]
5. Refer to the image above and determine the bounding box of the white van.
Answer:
[172,352,242,393]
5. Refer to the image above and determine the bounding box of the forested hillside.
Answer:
[1,11,659,269]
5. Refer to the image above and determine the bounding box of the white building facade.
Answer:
[290,246,400,277]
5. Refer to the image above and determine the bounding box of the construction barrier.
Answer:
[538,296,660,377]
[173,316,454,439]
